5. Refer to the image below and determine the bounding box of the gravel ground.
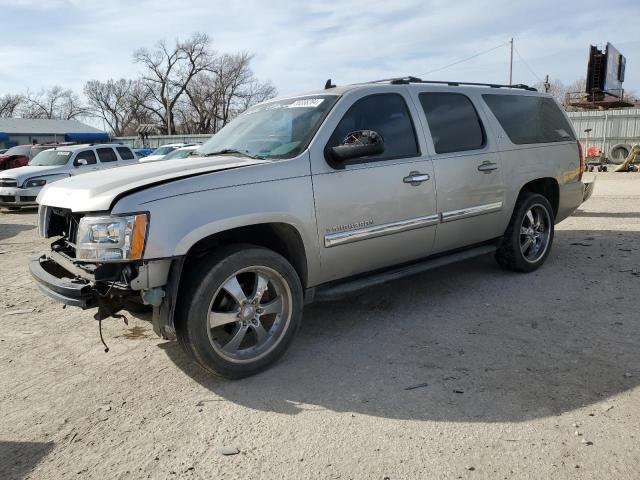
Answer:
[1,172,639,480]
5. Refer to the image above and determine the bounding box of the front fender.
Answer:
[114,175,323,287]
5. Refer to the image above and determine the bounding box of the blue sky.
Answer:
[1,0,639,97]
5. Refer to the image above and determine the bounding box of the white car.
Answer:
[139,143,187,163]
[0,144,137,209]
[161,145,201,161]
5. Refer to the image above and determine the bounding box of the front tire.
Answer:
[176,245,303,379]
[495,193,555,272]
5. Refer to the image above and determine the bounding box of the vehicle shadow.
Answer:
[0,223,35,241]
[1,207,38,215]
[162,229,639,423]
[0,441,54,480]
[572,211,640,218]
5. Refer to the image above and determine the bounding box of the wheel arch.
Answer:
[517,177,559,218]
[180,222,309,289]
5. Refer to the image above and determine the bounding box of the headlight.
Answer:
[24,178,47,188]
[76,213,148,262]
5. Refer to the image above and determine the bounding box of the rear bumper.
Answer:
[29,255,95,308]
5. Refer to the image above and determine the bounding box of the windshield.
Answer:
[199,95,340,159]
[4,146,31,156]
[165,148,198,160]
[30,150,72,166]
[151,146,179,156]
[30,146,53,156]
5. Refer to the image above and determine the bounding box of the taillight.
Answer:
[577,141,584,181]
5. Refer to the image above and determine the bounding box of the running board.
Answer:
[308,244,497,303]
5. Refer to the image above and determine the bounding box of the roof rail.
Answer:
[369,76,538,91]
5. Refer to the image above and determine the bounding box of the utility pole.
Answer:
[509,38,514,85]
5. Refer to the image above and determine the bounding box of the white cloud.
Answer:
[0,0,638,97]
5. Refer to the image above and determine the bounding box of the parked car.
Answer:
[162,145,201,160]
[0,145,32,171]
[31,78,592,378]
[139,143,187,163]
[133,148,154,158]
[0,149,7,155]
[0,144,137,209]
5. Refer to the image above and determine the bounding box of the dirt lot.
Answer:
[1,172,639,480]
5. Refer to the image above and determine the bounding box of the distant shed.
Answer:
[0,118,109,148]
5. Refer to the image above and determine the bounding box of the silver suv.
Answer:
[30,78,591,378]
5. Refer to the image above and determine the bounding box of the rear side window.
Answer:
[96,147,117,163]
[419,93,485,154]
[74,150,97,165]
[116,147,134,160]
[482,94,575,144]
[328,93,419,162]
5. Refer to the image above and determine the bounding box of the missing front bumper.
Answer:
[29,255,96,308]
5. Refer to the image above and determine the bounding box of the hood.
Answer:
[38,155,268,212]
[138,154,166,163]
[0,165,65,185]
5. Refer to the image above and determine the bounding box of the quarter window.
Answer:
[74,150,97,165]
[482,94,575,144]
[419,93,485,154]
[116,147,134,160]
[96,147,117,163]
[327,93,419,162]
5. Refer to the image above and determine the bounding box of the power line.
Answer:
[513,45,542,82]
[419,41,511,76]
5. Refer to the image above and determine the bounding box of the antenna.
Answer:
[325,79,336,89]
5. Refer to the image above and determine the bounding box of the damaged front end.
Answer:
[30,205,179,340]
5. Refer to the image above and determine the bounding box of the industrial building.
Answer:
[568,108,640,162]
[0,118,108,148]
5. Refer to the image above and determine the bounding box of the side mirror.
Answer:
[75,158,88,167]
[329,130,384,162]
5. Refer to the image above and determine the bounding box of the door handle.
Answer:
[403,171,430,186]
[477,161,498,173]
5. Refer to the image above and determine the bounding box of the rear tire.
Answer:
[495,192,555,273]
[176,245,303,379]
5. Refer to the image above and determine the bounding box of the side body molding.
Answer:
[324,202,503,248]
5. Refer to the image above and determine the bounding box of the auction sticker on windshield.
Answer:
[288,98,325,108]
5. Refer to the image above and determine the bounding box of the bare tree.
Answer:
[178,59,276,134]
[84,79,152,136]
[21,86,86,120]
[533,77,587,109]
[133,32,214,134]
[0,94,23,118]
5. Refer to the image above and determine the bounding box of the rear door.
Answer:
[410,89,507,253]
[310,89,438,282]
[96,147,119,170]
[116,146,137,165]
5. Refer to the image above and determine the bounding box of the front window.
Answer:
[327,93,419,162]
[199,95,340,159]
[30,150,72,166]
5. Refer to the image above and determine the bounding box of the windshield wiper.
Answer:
[203,149,262,159]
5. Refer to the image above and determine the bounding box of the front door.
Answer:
[310,90,438,283]
[410,89,507,253]
[70,149,100,176]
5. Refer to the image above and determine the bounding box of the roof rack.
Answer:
[369,76,537,91]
